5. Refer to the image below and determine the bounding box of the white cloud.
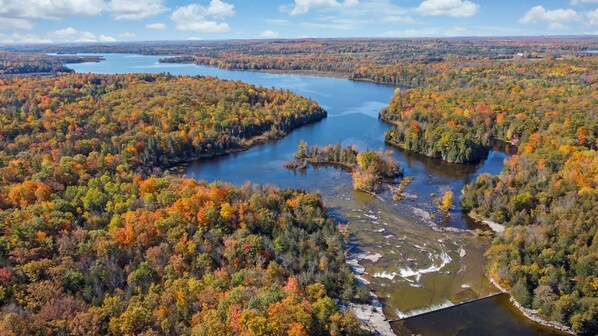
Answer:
[171,0,235,33]
[109,0,167,20]
[260,29,279,38]
[146,22,166,29]
[0,27,122,43]
[0,0,166,30]
[417,0,479,17]
[0,0,104,20]
[201,0,235,18]
[290,0,359,16]
[53,27,78,36]
[49,27,116,43]
[74,31,98,42]
[0,17,33,30]
[99,34,116,42]
[294,1,414,32]
[0,32,51,43]
[587,9,598,26]
[519,6,579,30]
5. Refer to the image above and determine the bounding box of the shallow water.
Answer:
[65,54,559,335]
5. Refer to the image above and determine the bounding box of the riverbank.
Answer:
[468,211,505,234]
[157,58,411,87]
[164,133,277,175]
[164,111,327,174]
[468,213,573,334]
[158,58,349,79]
[488,277,575,335]
[341,297,395,336]
[345,245,395,335]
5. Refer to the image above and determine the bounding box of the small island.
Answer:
[285,140,403,193]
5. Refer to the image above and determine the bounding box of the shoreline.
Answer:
[163,111,327,174]
[157,59,405,87]
[345,245,395,335]
[163,132,282,174]
[157,59,349,79]
[467,211,506,234]
[469,212,573,334]
[487,277,575,335]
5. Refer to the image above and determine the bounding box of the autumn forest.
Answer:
[0,37,596,335]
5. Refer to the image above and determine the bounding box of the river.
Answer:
[64,53,565,335]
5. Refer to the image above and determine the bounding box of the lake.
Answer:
[64,53,564,335]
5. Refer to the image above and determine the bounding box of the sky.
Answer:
[0,0,597,43]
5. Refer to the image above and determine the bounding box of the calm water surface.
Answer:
[65,54,561,335]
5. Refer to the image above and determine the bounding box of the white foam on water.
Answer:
[397,251,452,282]
[398,266,420,278]
[372,271,398,280]
[395,299,455,319]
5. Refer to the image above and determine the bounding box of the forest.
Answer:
[0,73,325,174]
[0,73,368,335]
[382,56,597,334]
[0,39,596,335]
[7,37,597,84]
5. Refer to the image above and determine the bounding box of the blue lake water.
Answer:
[64,53,562,335]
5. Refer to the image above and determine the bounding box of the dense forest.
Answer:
[0,73,325,174]
[1,39,596,334]
[24,37,595,58]
[381,57,597,164]
[152,38,597,87]
[7,37,596,85]
[0,73,368,334]
[383,56,597,334]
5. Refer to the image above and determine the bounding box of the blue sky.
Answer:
[0,0,597,43]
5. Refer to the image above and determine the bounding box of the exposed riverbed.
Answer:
[64,53,564,335]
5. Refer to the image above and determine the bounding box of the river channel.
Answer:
[64,53,564,335]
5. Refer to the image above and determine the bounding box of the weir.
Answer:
[388,292,504,322]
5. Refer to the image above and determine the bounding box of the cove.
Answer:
[64,53,564,335]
